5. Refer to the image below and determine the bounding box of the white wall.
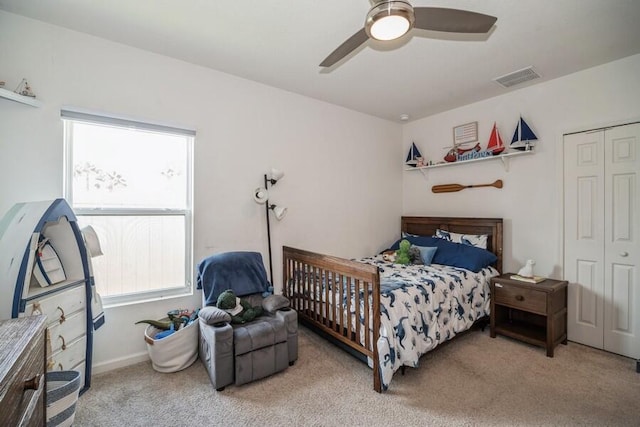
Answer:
[402,54,640,277]
[0,12,402,372]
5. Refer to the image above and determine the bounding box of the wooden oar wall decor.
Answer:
[432,179,503,193]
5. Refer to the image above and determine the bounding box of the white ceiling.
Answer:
[2,0,640,122]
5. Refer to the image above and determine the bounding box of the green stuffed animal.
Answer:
[395,239,411,265]
[217,290,263,324]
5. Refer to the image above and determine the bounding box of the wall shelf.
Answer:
[405,150,534,174]
[0,87,42,107]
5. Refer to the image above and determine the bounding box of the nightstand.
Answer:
[490,274,568,357]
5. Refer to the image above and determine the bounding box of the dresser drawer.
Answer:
[24,285,86,324]
[14,336,45,427]
[0,316,46,427]
[48,335,87,373]
[493,282,546,315]
[46,310,86,355]
[0,337,44,426]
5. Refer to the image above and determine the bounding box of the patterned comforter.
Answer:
[356,255,499,390]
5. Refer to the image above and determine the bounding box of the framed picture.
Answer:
[453,121,478,145]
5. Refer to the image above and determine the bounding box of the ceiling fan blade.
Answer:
[320,28,369,67]
[414,7,497,33]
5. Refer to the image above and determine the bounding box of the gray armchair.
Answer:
[196,251,298,391]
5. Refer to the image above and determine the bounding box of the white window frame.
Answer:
[62,109,194,306]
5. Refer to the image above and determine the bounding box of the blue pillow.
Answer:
[390,236,496,272]
[389,234,436,250]
[415,246,437,265]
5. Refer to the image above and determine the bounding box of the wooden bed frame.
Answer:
[282,216,503,392]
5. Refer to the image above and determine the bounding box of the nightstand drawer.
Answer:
[490,274,568,357]
[494,283,546,314]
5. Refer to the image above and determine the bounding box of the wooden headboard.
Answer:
[401,216,503,273]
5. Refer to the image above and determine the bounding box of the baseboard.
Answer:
[92,351,149,375]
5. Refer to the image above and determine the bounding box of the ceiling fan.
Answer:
[320,1,497,67]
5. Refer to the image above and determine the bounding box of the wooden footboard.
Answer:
[282,246,382,392]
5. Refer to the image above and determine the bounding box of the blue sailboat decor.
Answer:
[510,116,538,151]
[405,142,423,166]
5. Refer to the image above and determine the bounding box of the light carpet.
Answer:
[75,326,640,426]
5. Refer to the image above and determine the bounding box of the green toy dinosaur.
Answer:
[217,290,263,324]
[135,308,198,330]
[395,239,411,265]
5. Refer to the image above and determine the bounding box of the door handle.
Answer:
[620,252,628,257]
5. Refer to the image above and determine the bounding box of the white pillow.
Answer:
[434,229,488,249]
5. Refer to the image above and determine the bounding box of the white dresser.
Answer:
[0,198,104,394]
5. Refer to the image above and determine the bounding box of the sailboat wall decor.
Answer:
[405,142,424,167]
[487,122,505,155]
[409,119,537,170]
[510,116,538,151]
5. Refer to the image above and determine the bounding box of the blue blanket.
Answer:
[196,251,270,306]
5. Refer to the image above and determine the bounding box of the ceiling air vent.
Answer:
[493,66,541,88]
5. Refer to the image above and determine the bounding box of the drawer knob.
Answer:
[59,335,67,350]
[23,374,42,391]
[515,295,524,301]
[56,306,66,324]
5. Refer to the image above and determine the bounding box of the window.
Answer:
[62,110,194,305]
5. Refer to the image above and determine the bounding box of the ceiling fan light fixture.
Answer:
[366,1,415,41]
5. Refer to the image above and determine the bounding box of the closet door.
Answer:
[603,123,639,358]
[564,131,605,348]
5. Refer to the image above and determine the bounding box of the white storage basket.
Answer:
[144,320,198,373]
[46,370,81,427]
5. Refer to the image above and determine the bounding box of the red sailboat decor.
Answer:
[510,116,538,151]
[487,122,505,155]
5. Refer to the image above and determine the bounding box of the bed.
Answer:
[282,216,503,392]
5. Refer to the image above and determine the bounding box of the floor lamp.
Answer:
[253,168,287,283]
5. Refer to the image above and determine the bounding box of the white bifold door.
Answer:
[564,122,639,359]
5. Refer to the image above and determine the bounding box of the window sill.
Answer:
[102,288,194,310]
